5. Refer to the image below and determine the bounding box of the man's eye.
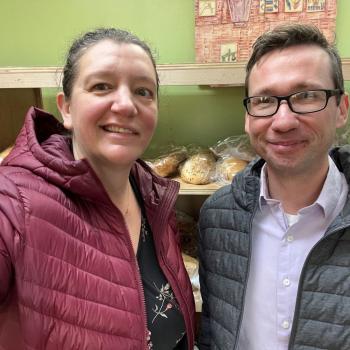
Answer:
[295,91,317,100]
[252,96,274,105]
[135,87,154,99]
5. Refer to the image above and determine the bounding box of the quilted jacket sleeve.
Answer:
[0,213,15,304]
[0,172,24,305]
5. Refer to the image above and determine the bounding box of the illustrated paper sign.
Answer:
[220,43,237,62]
[285,0,303,12]
[227,0,252,22]
[199,0,217,16]
[307,0,325,12]
[259,0,279,13]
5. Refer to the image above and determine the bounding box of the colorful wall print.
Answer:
[227,0,253,22]
[220,43,237,62]
[199,0,217,16]
[195,0,337,63]
[307,0,326,12]
[259,0,279,13]
[285,0,303,12]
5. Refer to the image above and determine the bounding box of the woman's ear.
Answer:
[56,92,73,130]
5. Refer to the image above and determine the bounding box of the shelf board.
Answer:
[1,59,349,89]
[174,177,221,195]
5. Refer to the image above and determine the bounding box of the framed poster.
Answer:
[285,0,303,12]
[306,0,325,12]
[260,0,279,13]
[220,43,237,62]
[199,0,217,16]
[227,0,252,22]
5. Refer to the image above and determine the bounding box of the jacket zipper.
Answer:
[150,180,194,349]
[288,223,350,349]
[124,219,149,349]
[159,249,194,350]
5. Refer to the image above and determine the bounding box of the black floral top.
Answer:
[131,178,187,349]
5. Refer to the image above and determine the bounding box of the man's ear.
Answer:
[336,92,349,129]
[56,92,73,130]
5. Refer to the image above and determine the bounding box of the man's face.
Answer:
[245,44,349,177]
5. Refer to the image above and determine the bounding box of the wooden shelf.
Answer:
[1,59,350,88]
[174,177,221,195]
[0,63,245,88]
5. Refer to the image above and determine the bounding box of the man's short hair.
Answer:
[245,23,343,96]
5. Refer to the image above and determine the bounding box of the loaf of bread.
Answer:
[182,253,202,312]
[147,148,187,177]
[179,151,216,185]
[216,157,248,182]
[0,145,13,164]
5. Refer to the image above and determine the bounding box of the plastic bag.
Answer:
[179,148,216,185]
[210,134,256,161]
[145,146,188,177]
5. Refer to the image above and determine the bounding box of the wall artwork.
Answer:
[307,0,326,12]
[259,0,279,13]
[285,0,303,12]
[227,0,253,22]
[199,0,217,16]
[195,0,336,63]
[220,43,237,62]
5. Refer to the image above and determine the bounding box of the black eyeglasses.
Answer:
[243,89,343,118]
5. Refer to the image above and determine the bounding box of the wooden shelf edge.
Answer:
[1,59,350,88]
[174,177,222,195]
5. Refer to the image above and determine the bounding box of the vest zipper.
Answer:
[233,197,259,350]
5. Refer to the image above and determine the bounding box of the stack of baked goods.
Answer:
[145,136,255,185]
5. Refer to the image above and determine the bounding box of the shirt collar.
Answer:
[258,163,275,210]
[258,156,345,218]
[315,156,345,217]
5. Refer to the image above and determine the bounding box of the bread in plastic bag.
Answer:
[145,146,188,177]
[215,156,248,184]
[179,149,216,185]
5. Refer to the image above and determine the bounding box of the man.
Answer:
[198,23,350,350]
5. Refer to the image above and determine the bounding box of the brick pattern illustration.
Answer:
[195,0,337,63]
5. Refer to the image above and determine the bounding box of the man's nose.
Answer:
[271,101,299,132]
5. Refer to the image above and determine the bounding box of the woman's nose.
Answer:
[271,101,299,132]
[110,88,137,117]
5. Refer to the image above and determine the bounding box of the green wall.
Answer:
[1,0,350,156]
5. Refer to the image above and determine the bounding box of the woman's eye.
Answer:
[135,87,154,99]
[91,83,111,92]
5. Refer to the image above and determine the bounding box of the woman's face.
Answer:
[57,40,158,169]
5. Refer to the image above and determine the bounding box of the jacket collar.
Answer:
[4,107,179,214]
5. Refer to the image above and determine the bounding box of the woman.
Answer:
[0,28,195,349]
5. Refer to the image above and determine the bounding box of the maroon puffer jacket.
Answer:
[0,107,195,349]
